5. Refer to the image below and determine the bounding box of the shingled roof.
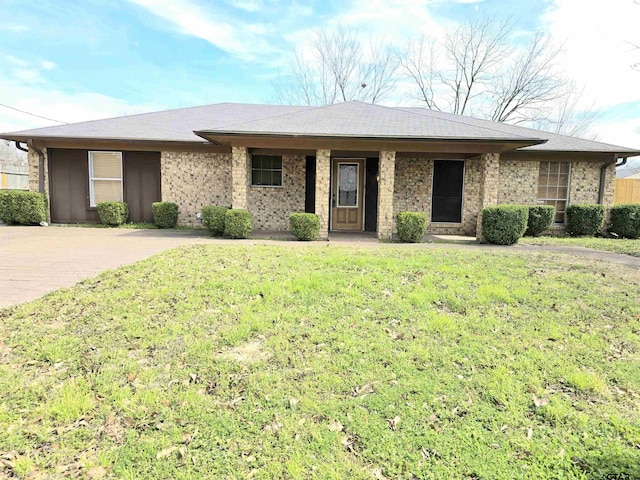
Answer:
[2,101,638,156]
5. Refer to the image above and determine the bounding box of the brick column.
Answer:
[476,152,500,241]
[27,147,50,221]
[377,151,396,240]
[315,149,331,240]
[231,146,249,209]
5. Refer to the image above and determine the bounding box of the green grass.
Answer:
[1,245,639,479]
[521,236,640,257]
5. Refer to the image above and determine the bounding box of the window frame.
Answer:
[88,151,124,207]
[537,161,571,225]
[251,154,283,188]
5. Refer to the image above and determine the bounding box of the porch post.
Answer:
[377,151,396,240]
[476,152,500,241]
[315,149,331,240]
[231,146,249,209]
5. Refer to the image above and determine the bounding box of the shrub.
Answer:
[609,204,640,239]
[566,204,605,236]
[96,201,129,226]
[0,190,48,225]
[290,213,320,241]
[152,202,179,228]
[224,209,252,239]
[202,205,229,236]
[396,211,428,243]
[525,205,555,236]
[481,205,529,245]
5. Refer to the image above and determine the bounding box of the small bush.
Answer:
[224,209,252,239]
[396,211,428,243]
[0,190,47,225]
[96,201,129,226]
[525,205,555,236]
[290,213,320,241]
[609,204,640,239]
[152,202,179,228]
[566,204,605,236]
[481,205,529,245]
[202,205,229,236]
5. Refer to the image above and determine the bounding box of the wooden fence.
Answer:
[614,178,640,204]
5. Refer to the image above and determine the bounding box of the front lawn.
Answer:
[520,236,640,257]
[1,245,639,479]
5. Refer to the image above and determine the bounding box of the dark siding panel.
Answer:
[364,158,379,232]
[305,156,316,213]
[48,149,100,223]
[124,152,161,223]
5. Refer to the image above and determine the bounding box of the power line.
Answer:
[0,102,68,124]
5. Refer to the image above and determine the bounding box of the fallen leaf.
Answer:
[127,373,137,382]
[532,394,548,408]
[288,398,299,408]
[328,420,343,432]
[353,383,375,397]
[156,446,177,459]
[387,416,401,431]
[527,427,533,439]
[86,466,107,479]
[372,467,389,479]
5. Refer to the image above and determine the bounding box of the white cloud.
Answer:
[0,24,29,33]
[542,0,640,109]
[127,0,276,61]
[40,60,56,70]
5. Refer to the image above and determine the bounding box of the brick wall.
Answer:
[498,159,539,205]
[315,150,331,239]
[377,151,396,239]
[27,147,50,221]
[248,155,306,230]
[160,151,231,226]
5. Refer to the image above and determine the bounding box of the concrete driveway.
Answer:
[0,226,206,309]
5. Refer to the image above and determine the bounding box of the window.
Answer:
[251,155,282,187]
[88,151,123,207]
[538,161,570,223]
[431,160,464,223]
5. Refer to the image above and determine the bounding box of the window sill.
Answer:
[250,185,283,189]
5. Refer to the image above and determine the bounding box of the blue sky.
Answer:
[1,0,639,153]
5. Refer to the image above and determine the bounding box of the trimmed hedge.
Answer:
[0,190,48,225]
[481,205,529,245]
[96,201,129,226]
[566,204,604,236]
[609,204,640,239]
[525,205,555,237]
[396,211,428,243]
[152,202,179,228]
[202,205,229,236]
[290,213,320,241]
[224,209,252,239]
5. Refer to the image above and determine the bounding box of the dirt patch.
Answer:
[217,341,271,363]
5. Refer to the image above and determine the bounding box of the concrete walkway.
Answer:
[2,226,639,309]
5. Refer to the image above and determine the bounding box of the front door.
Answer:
[331,159,365,231]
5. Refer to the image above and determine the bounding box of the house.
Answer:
[1,101,638,239]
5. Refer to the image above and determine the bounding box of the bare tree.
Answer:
[438,16,513,116]
[488,33,564,123]
[399,36,441,109]
[400,16,590,130]
[271,26,399,105]
[533,84,601,140]
[0,141,27,168]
